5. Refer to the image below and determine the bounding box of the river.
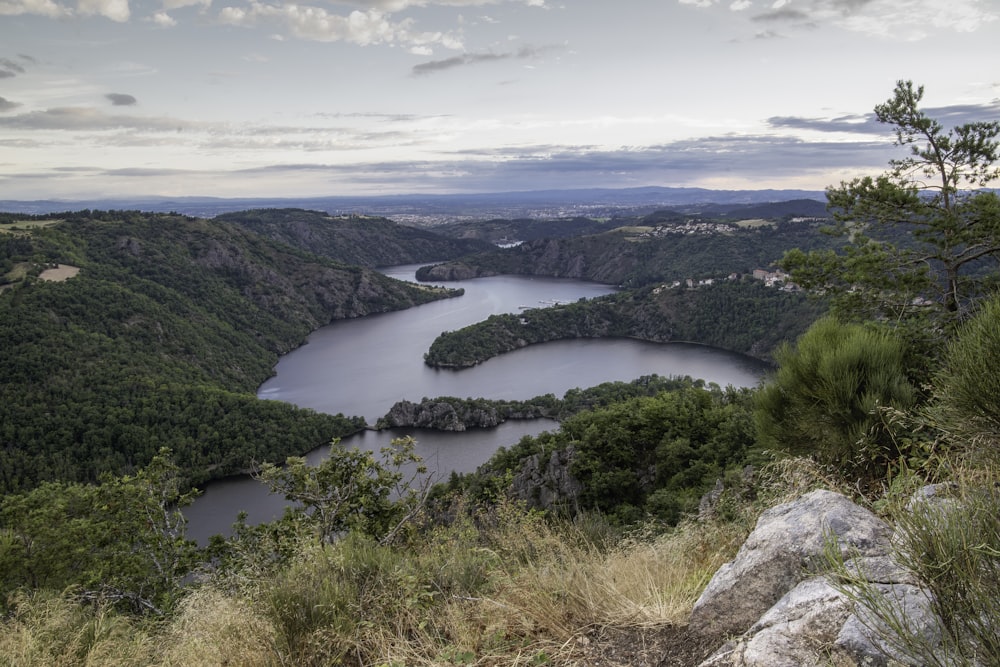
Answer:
[185,265,769,542]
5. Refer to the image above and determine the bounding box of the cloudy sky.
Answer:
[1,0,998,200]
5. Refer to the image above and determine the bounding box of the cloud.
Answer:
[768,99,1000,134]
[0,0,69,18]
[0,96,22,112]
[77,0,130,21]
[216,3,463,49]
[688,0,998,39]
[0,107,193,131]
[0,0,128,19]
[767,113,882,134]
[151,10,177,25]
[411,45,552,75]
[214,131,895,195]
[348,0,546,9]
[106,93,138,106]
[752,7,808,21]
[0,58,26,78]
[0,127,900,199]
[162,0,210,8]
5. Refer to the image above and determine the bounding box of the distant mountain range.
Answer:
[0,186,827,221]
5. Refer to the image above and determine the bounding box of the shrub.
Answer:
[828,476,1000,666]
[754,317,918,480]
[930,293,1000,466]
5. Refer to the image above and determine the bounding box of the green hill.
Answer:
[0,210,461,492]
[416,217,840,287]
[214,208,492,266]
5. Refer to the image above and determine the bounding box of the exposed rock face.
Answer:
[510,446,582,514]
[691,488,955,667]
[701,577,852,667]
[690,489,893,638]
[380,398,517,431]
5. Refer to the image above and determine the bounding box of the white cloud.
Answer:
[347,0,546,9]
[162,0,210,8]
[216,2,465,48]
[0,0,68,17]
[730,0,751,10]
[77,0,130,21]
[833,0,998,39]
[151,10,176,25]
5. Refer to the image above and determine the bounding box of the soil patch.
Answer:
[38,264,80,282]
[564,624,717,667]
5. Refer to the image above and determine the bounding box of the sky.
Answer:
[0,0,998,201]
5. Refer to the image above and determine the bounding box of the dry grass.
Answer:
[158,587,278,667]
[0,591,153,666]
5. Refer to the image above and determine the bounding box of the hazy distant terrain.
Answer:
[0,186,827,222]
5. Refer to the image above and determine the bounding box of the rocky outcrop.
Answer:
[510,446,582,514]
[378,397,548,431]
[690,489,893,639]
[690,488,954,667]
[380,399,501,431]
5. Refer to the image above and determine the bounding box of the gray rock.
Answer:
[834,583,942,667]
[690,489,892,638]
[741,577,853,667]
[510,445,581,514]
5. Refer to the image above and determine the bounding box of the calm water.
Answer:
[185,266,768,542]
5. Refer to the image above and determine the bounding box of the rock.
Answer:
[510,445,581,514]
[711,577,852,667]
[690,489,892,639]
[698,479,725,521]
[379,398,506,431]
[417,262,485,281]
[690,487,961,667]
[834,583,941,667]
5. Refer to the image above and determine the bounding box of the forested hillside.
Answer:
[425,277,825,368]
[416,217,840,287]
[214,208,492,267]
[0,211,461,492]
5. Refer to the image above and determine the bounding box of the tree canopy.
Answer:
[783,80,1000,328]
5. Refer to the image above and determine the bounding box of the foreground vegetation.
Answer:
[1,81,999,666]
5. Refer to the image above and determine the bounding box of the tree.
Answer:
[783,81,1000,328]
[0,449,200,615]
[254,436,432,545]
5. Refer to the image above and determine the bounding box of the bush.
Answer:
[828,476,1000,666]
[754,317,918,480]
[930,293,1000,466]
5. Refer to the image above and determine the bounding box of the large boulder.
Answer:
[691,487,962,667]
[690,489,892,638]
[700,554,938,667]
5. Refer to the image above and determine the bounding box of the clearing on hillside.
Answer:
[38,264,81,282]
